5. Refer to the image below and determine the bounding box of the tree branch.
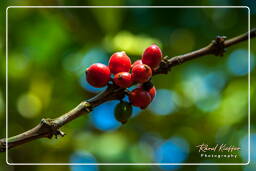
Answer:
[154,28,256,75]
[1,28,255,152]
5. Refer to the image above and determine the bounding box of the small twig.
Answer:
[154,28,256,75]
[1,28,255,152]
[0,84,125,152]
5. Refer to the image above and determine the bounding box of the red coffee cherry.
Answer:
[139,82,156,101]
[148,86,156,101]
[129,88,151,109]
[109,51,131,74]
[113,72,133,88]
[85,63,110,88]
[142,44,162,69]
[131,64,152,83]
[131,60,142,68]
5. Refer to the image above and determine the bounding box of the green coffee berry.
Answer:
[114,101,132,124]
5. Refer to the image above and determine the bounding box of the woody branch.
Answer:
[0,28,255,152]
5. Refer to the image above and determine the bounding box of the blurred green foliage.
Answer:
[0,0,256,171]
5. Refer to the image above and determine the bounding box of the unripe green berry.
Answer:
[114,101,132,124]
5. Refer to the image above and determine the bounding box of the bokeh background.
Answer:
[0,0,256,171]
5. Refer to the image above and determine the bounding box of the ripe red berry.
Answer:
[131,64,152,83]
[85,63,110,88]
[129,88,151,109]
[139,82,156,101]
[113,72,133,88]
[109,51,131,74]
[148,86,156,101]
[142,44,162,69]
[131,60,142,68]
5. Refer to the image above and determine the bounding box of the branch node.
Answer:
[82,101,92,112]
[156,58,171,74]
[40,118,65,139]
[211,35,227,56]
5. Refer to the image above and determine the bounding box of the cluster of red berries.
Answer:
[85,44,162,109]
